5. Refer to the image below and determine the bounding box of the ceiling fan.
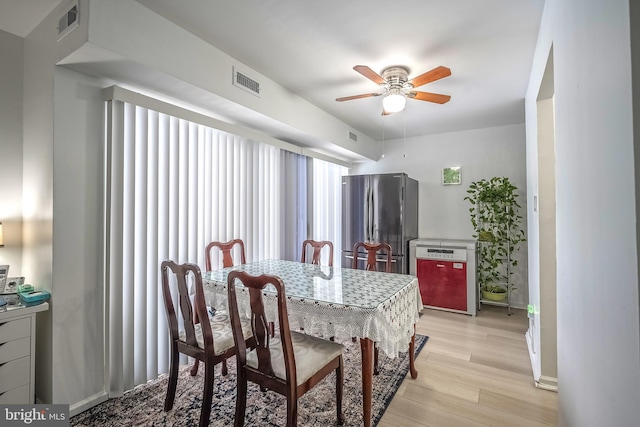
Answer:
[336,65,452,115]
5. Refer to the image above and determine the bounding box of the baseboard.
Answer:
[69,391,109,417]
[525,329,541,380]
[536,375,558,392]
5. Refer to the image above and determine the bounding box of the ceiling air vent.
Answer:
[57,1,79,41]
[233,67,261,97]
[348,131,358,142]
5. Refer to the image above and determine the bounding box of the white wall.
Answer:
[0,30,24,274]
[23,6,56,404]
[526,0,640,425]
[52,67,106,411]
[353,123,529,308]
[537,96,557,386]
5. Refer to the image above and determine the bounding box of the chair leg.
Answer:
[336,356,345,425]
[286,394,298,427]
[374,343,379,376]
[269,321,275,337]
[164,345,179,411]
[190,359,200,376]
[221,359,228,376]
[191,311,201,376]
[199,361,215,427]
[409,332,418,379]
[234,370,248,427]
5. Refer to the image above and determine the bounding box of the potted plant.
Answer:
[464,177,526,302]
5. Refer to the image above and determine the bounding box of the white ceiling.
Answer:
[1,0,544,146]
[135,0,544,140]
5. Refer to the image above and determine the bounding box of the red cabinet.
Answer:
[416,259,467,312]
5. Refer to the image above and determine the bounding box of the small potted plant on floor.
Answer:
[465,177,526,302]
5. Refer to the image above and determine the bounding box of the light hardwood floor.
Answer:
[380,306,558,427]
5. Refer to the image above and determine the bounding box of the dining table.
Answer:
[202,259,421,427]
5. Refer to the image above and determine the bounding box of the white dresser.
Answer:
[0,302,49,404]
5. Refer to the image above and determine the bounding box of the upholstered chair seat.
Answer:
[246,330,344,386]
[179,312,253,356]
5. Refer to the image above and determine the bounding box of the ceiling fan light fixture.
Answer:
[383,92,406,113]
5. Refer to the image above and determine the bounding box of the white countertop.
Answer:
[0,300,49,321]
[410,238,476,250]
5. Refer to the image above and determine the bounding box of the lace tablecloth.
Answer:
[202,259,421,358]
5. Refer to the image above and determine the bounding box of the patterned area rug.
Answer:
[71,335,427,426]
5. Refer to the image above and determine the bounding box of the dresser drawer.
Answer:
[0,317,30,344]
[0,355,29,394]
[0,337,30,364]
[0,384,30,404]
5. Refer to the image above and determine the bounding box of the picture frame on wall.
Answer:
[442,166,461,185]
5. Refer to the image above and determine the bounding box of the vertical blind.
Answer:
[312,158,346,255]
[105,99,348,395]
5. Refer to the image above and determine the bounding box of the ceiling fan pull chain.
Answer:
[403,110,407,158]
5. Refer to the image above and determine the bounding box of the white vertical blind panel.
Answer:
[107,100,125,396]
[122,103,136,392]
[209,130,220,266]
[178,120,189,264]
[196,126,206,269]
[231,135,240,250]
[202,128,213,265]
[145,110,159,380]
[187,122,198,265]
[167,116,183,367]
[133,106,149,387]
[157,112,170,373]
[239,141,248,249]
[272,148,281,257]
[312,158,348,260]
[215,134,230,246]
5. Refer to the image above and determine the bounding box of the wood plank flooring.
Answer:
[380,306,558,427]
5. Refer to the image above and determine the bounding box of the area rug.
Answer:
[71,335,427,426]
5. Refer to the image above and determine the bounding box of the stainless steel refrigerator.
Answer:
[341,173,418,274]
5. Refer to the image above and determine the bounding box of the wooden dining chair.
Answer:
[205,238,246,271]
[351,241,393,374]
[352,241,393,272]
[301,239,334,266]
[160,261,254,427]
[204,238,276,341]
[191,238,248,376]
[227,270,345,427]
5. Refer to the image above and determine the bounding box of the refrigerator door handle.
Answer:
[363,186,370,242]
[365,186,372,242]
[369,184,375,241]
[368,186,375,241]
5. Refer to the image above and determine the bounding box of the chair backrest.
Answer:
[205,239,246,270]
[227,271,296,385]
[160,261,212,357]
[301,239,334,266]
[352,241,393,272]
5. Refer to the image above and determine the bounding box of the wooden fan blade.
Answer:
[353,65,386,85]
[336,93,381,102]
[408,66,451,88]
[409,91,451,104]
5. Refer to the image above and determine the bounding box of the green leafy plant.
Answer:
[464,177,526,293]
